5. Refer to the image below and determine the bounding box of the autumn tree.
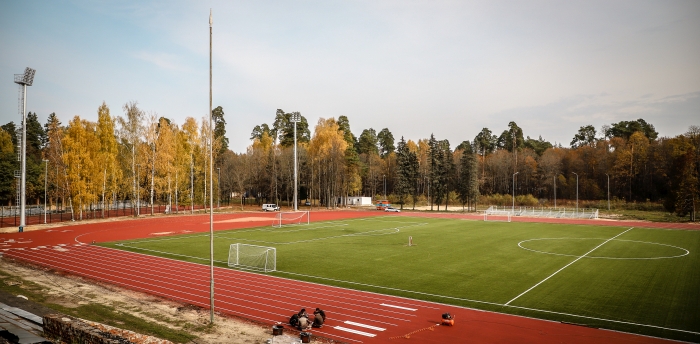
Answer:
[118,102,144,213]
[308,118,347,208]
[96,102,120,216]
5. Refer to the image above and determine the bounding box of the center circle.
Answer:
[518,238,689,260]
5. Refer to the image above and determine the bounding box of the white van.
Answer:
[262,204,280,211]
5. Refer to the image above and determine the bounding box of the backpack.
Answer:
[289,314,299,327]
[442,313,452,320]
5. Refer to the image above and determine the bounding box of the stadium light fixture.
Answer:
[14,67,36,232]
[291,112,301,211]
[512,172,519,213]
[208,8,215,324]
[572,172,579,214]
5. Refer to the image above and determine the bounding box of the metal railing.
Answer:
[0,202,209,229]
[485,206,599,219]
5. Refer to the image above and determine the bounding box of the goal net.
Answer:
[272,211,310,228]
[228,243,277,272]
[483,213,511,222]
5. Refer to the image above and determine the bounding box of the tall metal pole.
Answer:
[572,172,579,213]
[217,167,220,209]
[44,159,48,224]
[208,8,215,324]
[606,173,610,211]
[19,84,27,232]
[291,112,300,211]
[137,164,140,216]
[553,175,557,209]
[512,172,519,212]
[383,174,386,198]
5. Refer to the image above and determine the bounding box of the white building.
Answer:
[346,197,373,206]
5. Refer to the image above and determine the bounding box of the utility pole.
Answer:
[208,9,215,324]
[14,67,35,232]
[291,112,301,211]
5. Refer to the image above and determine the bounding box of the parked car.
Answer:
[262,204,280,211]
[384,206,400,212]
[304,201,311,206]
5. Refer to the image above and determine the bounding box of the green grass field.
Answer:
[102,216,700,342]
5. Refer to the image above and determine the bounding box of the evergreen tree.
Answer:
[212,106,229,154]
[395,137,413,209]
[458,141,479,211]
[357,128,379,155]
[428,134,439,210]
[377,128,395,158]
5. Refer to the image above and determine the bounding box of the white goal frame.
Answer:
[272,211,310,228]
[483,213,511,222]
[228,243,277,272]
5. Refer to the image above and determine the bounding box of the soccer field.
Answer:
[103,216,700,341]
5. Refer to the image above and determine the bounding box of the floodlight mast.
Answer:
[14,67,35,233]
[291,112,301,211]
[208,8,215,325]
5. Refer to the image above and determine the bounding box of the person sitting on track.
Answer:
[312,308,326,328]
[289,313,299,328]
[297,314,311,330]
[296,308,311,330]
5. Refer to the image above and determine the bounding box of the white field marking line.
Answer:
[380,303,416,311]
[344,321,386,331]
[48,245,413,324]
[4,250,207,304]
[64,246,411,323]
[73,247,412,322]
[505,227,634,306]
[94,226,700,337]
[7,248,294,319]
[115,243,228,264]
[506,304,700,336]
[518,238,690,260]
[277,271,700,336]
[333,326,376,337]
[78,247,414,322]
[50,246,700,337]
[216,221,427,245]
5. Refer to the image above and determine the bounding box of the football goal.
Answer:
[228,243,277,272]
[483,213,511,222]
[272,211,310,228]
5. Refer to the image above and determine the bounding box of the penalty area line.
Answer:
[505,227,634,306]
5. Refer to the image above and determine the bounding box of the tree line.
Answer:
[1,104,698,220]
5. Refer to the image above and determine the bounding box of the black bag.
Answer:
[289,314,299,327]
[442,312,452,320]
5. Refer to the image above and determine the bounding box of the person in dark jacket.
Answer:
[312,308,326,328]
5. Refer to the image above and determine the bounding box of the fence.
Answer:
[1,201,208,229]
[485,206,599,219]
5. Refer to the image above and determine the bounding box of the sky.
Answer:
[1,0,699,153]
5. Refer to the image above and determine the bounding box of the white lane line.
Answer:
[333,326,376,337]
[505,227,633,306]
[380,303,416,311]
[344,320,386,331]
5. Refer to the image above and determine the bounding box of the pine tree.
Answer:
[395,137,413,209]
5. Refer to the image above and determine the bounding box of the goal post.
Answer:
[228,243,277,272]
[272,211,310,228]
[483,212,511,222]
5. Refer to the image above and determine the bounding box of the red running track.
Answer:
[1,211,686,343]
